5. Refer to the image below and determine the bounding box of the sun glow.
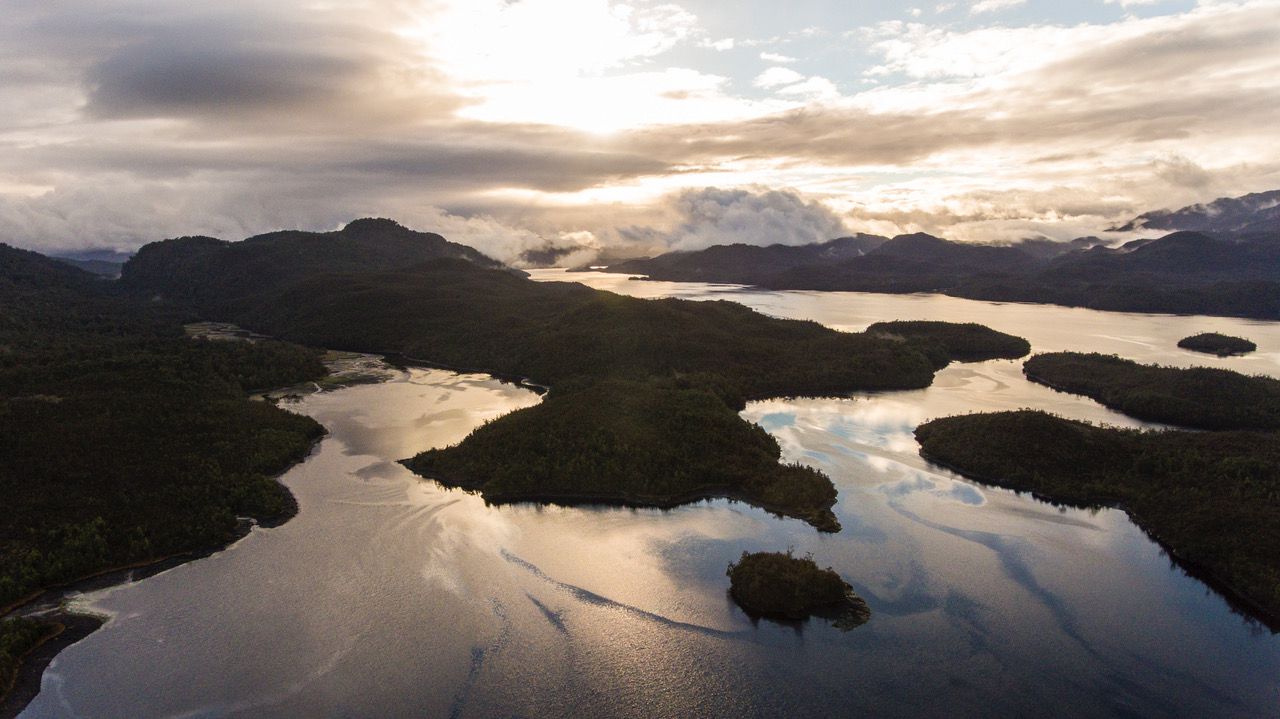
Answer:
[397,0,789,133]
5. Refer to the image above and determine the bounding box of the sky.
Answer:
[1,0,1278,264]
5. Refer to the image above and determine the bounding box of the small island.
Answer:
[1178,333,1257,357]
[1023,352,1280,430]
[726,551,870,629]
[866,321,1031,364]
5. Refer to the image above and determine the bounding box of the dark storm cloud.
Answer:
[19,136,671,193]
[84,37,373,119]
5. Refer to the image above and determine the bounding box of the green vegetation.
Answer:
[0,243,327,609]
[726,551,870,628]
[914,410,1280,626]
[122,224,1030,530]
[112,229,982,530]
[866,321,1030,365]
[407,378,841,530]
[1,618,58,699]
[1178,333,1257,357]
[1023,352,1280,430]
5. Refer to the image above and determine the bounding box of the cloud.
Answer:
[753,67,805,88]
[83,35,374,120]
[0,0,1277,256]
[617,187,850,252]
[970,0,1026,13]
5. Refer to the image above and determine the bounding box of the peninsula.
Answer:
[121,219,1031,531]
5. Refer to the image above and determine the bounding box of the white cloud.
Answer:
[775,76,840,101]
[753,66,805,88]
[620,186,850,251]
[970,0,1026,13]
[759,51,797,63]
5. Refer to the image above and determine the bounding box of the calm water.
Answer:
[19,274,1280,718]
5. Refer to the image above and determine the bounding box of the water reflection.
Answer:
[18,278,1280,718]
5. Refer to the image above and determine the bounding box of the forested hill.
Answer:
[602,229,1280,320]
[0,242,326,611]
[122,217,505,316]
[605,234,887,284]
[120,222,1029,531]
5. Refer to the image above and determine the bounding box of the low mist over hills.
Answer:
[1112,189,1280,237]
[600,189,1280,320]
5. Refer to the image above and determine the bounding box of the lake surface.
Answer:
[19,275,1280,718]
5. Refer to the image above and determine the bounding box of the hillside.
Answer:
[607,234,887,284]
[604,227,1280,320]
[0,242,326,609]
[121,223,1029,530]
[122,218,504,316]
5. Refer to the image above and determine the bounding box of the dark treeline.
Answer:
[0,243,326,612]
[726,550,870,628]
[915,411,1280,626]
[1177,332,1257,357]
[1023,352,1280,430]
[120,221,1030,530]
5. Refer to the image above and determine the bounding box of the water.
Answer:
[19,274,1280,718]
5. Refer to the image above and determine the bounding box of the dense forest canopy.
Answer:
[865,321,1031,364]
[1022,352,1280,431]
[120,221,1030,529]
[0,243,326,610]
[1177,333,1257,357]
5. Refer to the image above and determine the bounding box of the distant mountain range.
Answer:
[601,189,1280,319]
[1110,189,1280,237]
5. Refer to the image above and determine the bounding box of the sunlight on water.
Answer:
[20,279,1280,719]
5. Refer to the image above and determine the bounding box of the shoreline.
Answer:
[0,429,327,717]
[917,448,1280,633]
[407,467,841,533]
[0,614,105,719]
[378,352,550,394]
[597,270,1280,322]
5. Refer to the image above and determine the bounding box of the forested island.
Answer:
[120,219,1030,531]
[1023,352,1280,430]
[914,411,1280,627]
[726,551,870,628]
[865,321,1030,363]
[1177,333,1257,356]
